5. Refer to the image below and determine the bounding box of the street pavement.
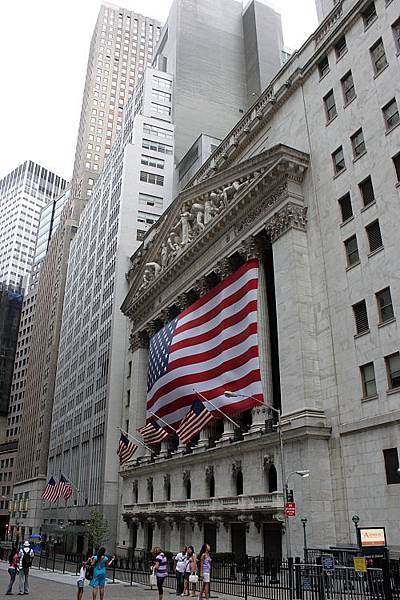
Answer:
[0,562,237,600]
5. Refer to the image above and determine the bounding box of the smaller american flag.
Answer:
[177,399,214,444]
[117,433,138,465]
[58,474,73,500]
[41,477,59,503]
[138,421,169,446]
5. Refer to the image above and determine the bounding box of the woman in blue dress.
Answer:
[89,547,115,600]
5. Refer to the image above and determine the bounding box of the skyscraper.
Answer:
[9,3,161,543]
[0,161,67,290]
[71,3,161,204]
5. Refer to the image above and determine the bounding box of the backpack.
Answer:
[22,551,32,569]
[85,563,94,581]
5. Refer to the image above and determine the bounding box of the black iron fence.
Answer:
[1,548,399,600]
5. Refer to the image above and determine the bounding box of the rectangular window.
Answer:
[338,192,353,222]
[393,153,400,182]
[362,2,377,28]
[370,39,388,75]
[383,448,400,485]
[360,362,377,398]
[332,146,345,175]
[366,220,383,252]
[324,90,337,122]
[341,71,356,104]
[351,128,366,158]
[335,36,347,59]
[382,98,399,130]
[138,193,163,208]
[344,235,359,266]
[140,171,164,186]
[141,154,165,169]
[392,18,400,53]
[151,102,171,116]
[376,287,394,323]
[142,139,173,155]
[359,176,375,207]
[318,56,329,78]
[353,300,369,334]
[385,353,400,389]
[143,123,173,139]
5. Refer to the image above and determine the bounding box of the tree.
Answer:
[85,509,110,551]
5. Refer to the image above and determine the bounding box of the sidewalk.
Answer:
[0,562,242,600]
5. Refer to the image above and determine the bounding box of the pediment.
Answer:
[122,144,309,320]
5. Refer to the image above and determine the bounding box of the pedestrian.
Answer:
[18,540,34,595]
[5,545,19,595]
[174,545,187,595]
[152,547,168,600]
[89,547,115,600]
[77,559,86,600]
[182,546,197,597]
[199,544,212,600]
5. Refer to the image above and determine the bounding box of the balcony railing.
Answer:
[124,491,284,515]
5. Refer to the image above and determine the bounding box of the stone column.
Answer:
[192,425,211,454]
[265,202,323,418]
[216,418,235,446]
[129,330,150,460]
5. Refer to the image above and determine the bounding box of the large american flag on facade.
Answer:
[58,474,73,501]
[41,476,59,503]
[146,259,263,428]
[177,399,214,444]
[117,433,138,465]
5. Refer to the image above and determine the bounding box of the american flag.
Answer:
[146,259,263,428]
[58,474,73,501]
[117,433,138,465]
[41,476,59,503]
[177,399,214,444]
[138,421,169,445]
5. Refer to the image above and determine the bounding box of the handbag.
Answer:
[150,572,157,586]
[189,574,199,584]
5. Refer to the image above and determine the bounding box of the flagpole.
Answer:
[193,389,240,429]
[148,411,178,433]
[117,427,154,454]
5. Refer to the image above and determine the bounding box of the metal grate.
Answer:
[366,220,383,252]
[353,300,369,334]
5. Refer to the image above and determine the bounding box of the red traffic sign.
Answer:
[285,502,296,517]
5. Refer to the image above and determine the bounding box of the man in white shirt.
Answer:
[174,546,187,596]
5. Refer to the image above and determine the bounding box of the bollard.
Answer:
[52,552,56,572]
[63,555,66,574]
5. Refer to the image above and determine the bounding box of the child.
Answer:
[77,560,86,600]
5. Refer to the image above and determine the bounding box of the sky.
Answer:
[0,0,317,181]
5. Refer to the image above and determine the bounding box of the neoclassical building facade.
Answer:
[118,0,400,558]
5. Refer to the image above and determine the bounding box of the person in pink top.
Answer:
[199,544,212,600]
[5,546,19,595]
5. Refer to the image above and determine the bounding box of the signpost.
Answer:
[285,502,296,517]
[321,555,335,573]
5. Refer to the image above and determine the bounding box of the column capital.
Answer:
[193,276,212,298]
[129,330,149,352]
[237,236,265,262]
[214,257,234,280]
[265,202,308,242]
[176,292,191,311]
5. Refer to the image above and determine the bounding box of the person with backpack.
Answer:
[5,546,19,595]
[88,547,115,600]
[18,541,34,595]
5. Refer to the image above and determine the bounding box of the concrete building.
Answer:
[153,0,285,191]
[0,161,67,290]
[4,187,71,542]
[71,3,161,204]
[119,0,400,559]
[37,68,174,551]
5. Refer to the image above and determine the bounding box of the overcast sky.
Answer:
[0,0,317,181]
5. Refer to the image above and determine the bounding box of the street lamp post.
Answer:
[285,471,310,558]
[301,518,308,562]
[352,515,360,549]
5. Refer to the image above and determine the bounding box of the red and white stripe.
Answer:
[147,260,263,427]
[177,405,214,445]
[41,478,59,503]
[138,422,169,445]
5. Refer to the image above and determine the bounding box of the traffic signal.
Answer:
[286,488,294,503]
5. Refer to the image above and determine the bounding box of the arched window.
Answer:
[166,481,171,501]
[268,465,278,493]
[209,475,215,498]
[186,479,191,500]
[236,471,243,495]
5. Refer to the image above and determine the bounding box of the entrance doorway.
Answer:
[203,524,217,552]
[263,523,282,561]
[231,523,246,558]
